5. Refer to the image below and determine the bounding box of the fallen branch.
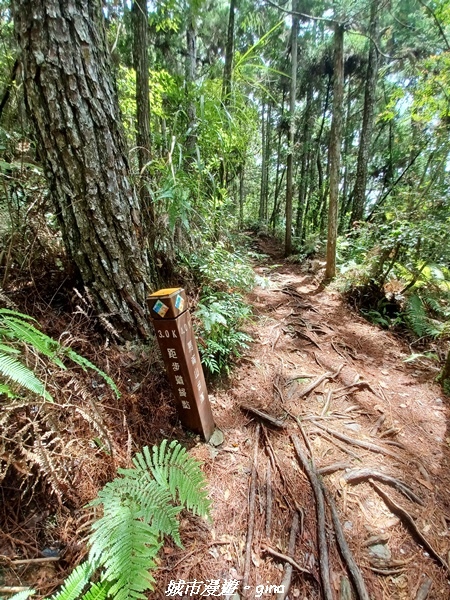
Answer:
[291,435,334,600]
[344,468,424,506]
[322,486,370,600]
[318,461,352,475]
[263,544,313,577]
[276,512,299,600]
[310,428,362,460]
[0,556,60,566]
[240,404,287,429]
[262,428,295,510]
[266,458,273,538]
[298,364,344,398]
[243,424,260,595]
[370,480,450,574]
[311,421,401,459]
[333,381,381,399]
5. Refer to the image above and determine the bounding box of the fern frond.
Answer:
[89,498,160,599]
[0,350,53,401]
[0,312,66,369]
[105,473,183,544]
[8,589,35,600]
[80,581,110,600]
[47,561,93,600]
[405,294,443,338]
[132,441,211,517]
[63,348,120,398]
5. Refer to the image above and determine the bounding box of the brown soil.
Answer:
[155,237,450,600]
[1,236,450,600]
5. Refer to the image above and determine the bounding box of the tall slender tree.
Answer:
[285,0,299,256]
[133,0,154,226]
[351,0,380,223]
[325,23,344,280]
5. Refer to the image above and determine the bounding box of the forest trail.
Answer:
[158,237,450,600]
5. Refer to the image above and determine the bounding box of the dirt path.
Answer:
[157,238,450,600]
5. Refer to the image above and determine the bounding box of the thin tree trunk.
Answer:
[263,102,272,221]
[13,0,155,338]
[185,12,197,159]
[222,0,236,104]
[351,0,380,223]
[132,0,154,227]
[285,0,299,256]
[239,163,245,228]
[296,81,313,238]
[259,101,266,222]
[325,24,344,280]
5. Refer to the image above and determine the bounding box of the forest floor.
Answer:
[1,235,450,600]
[155,236,450,600]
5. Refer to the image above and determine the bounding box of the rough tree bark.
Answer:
[12,0,155,338]
[325,24,344,280]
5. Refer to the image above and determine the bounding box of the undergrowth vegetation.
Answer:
[12,440,210,600]
[336,217,450,387]
[182,240,255,376]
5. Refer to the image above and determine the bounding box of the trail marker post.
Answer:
[148,288,215,442]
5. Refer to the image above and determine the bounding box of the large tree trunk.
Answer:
[285,0,299,257]
[132,0,154,227]
[325,24,344,280]
[350,0,380,223]
[13,0,155,338]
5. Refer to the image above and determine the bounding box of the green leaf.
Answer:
[0,351,53,401]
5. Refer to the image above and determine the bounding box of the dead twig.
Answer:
[322,486,370,600]
[344,468,424,506]
[262,428,295,510]
[265,458,272,538]
[0,556,60,566]
[370,414,386,436]
[263,544,313,578]
[310,420,401,459]
[240,404,287,429]
[276,512,299,600]
[370,480,450,574]
[243,424,260,595]
[291,434,334,600]
[309,427,362,460]
[318,462,352,475]
[333,381,381,399]
[298,364,344,398]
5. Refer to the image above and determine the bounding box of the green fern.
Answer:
[47,562,94,600]
[405,294,444,338]
[0,350,53,401]
[47,441,210,599]
[80,582,110,600]
[7,590,36,600]
[127,440,211,517]
[0,308,119,400]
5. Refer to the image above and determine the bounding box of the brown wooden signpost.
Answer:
[148,288,215,442]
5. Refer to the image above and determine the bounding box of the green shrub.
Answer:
[196,291,252,375]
